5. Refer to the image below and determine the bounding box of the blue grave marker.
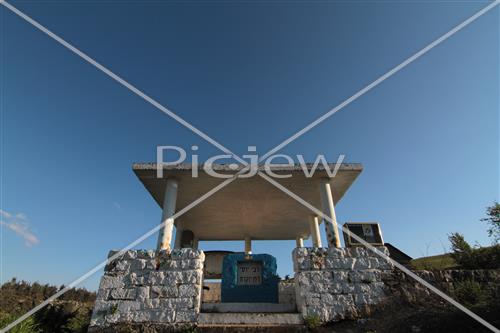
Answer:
[221,253,279,303]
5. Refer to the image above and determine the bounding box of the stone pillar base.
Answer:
[89,249,204,329]
[293,246,393,322]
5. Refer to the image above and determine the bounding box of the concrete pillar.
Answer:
[156,179,178,251]
[309,215,322,247]
[174,225,183,249]
[319,178,341,248]
[244,237,252,255]
[296,237,304,248]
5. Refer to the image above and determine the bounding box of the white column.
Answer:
[309,215,322,247]
[296,237,304,248]
[244,237,252,255]
[157,179,178,251]
[319,178,341,248]
[174,225,183,249]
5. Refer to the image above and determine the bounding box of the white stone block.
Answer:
[353,258,370,270]
[178,284,199,297]
[117,300,142,312]
[149,309,175,322]
[136,250,155,259]
[327,247,346,258]
[136,287,150,301]
[100,275,125,289]
[110,288,136,300]
[327,257,356,270]
[96,288,110,301]
[158,259,178,270]
[305,295,321,306]
[115,260,131,271]
[176,310,198,322]
[374,246,390,257]
[129,272,149,285]
[150,285,178,298]
[148,271,166,285]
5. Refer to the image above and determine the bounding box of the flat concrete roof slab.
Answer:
[133,163,362,241]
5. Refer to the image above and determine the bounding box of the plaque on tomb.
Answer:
[221,253,279,303]
[237,261,262,285]
[343,222,384,246]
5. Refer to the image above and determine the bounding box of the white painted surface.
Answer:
[308,215,322,247]
[157,179,178,250]
[319,179,341,248]
[134,163,362,240]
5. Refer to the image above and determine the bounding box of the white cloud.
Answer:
[0,209,39,247]
[0,209,12,219]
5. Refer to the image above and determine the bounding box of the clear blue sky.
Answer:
[1,0,498,291]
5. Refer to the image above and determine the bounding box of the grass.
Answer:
[410,253,458,270]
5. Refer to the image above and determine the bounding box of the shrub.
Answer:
[453,280,488,307]
[62,308,93,333]
[0,315,40,333]
[448,233,500,269]
[304,314,321,330]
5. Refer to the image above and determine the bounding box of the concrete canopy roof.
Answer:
[133,163,362,241]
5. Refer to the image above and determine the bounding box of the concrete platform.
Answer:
[201,302,297,313]
[198,313,304,326]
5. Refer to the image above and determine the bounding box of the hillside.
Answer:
[0,278,96,333]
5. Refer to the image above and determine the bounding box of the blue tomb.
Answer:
[220,253,280,303]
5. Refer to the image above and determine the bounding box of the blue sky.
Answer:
[0,0,498,291]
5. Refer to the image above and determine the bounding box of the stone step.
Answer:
[197,325,307,333]
[198,313,304,326]
[201,302,297,313]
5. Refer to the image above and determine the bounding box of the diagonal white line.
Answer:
[0,169,251,333]
[257,171,500,333]
[259,0,500,162]
[0,0,247,166]
[1,0,498,331]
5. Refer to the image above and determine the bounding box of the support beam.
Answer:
[156,179,178,251]
[244,237,252,255]
[319,178,341,248]
[174,225,183,249]
[308,215,322,247]
[296,237,304,248]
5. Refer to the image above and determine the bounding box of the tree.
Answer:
[449,233,475,268]
[481,202,500,243]
[448,232,500,269]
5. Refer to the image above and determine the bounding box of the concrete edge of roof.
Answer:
[132,162,363,172]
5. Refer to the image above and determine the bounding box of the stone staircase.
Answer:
[201,302,297,313]
[197,313,306,333]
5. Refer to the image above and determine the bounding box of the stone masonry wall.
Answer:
[89,249,204,329]
[384,269,500,302]
[293,246,393,322]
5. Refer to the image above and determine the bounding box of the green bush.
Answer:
[0,315,40,333]
[304,314,321,330]
[453,280,488,307]
[448,233,500,269]
[62,308,93,333]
